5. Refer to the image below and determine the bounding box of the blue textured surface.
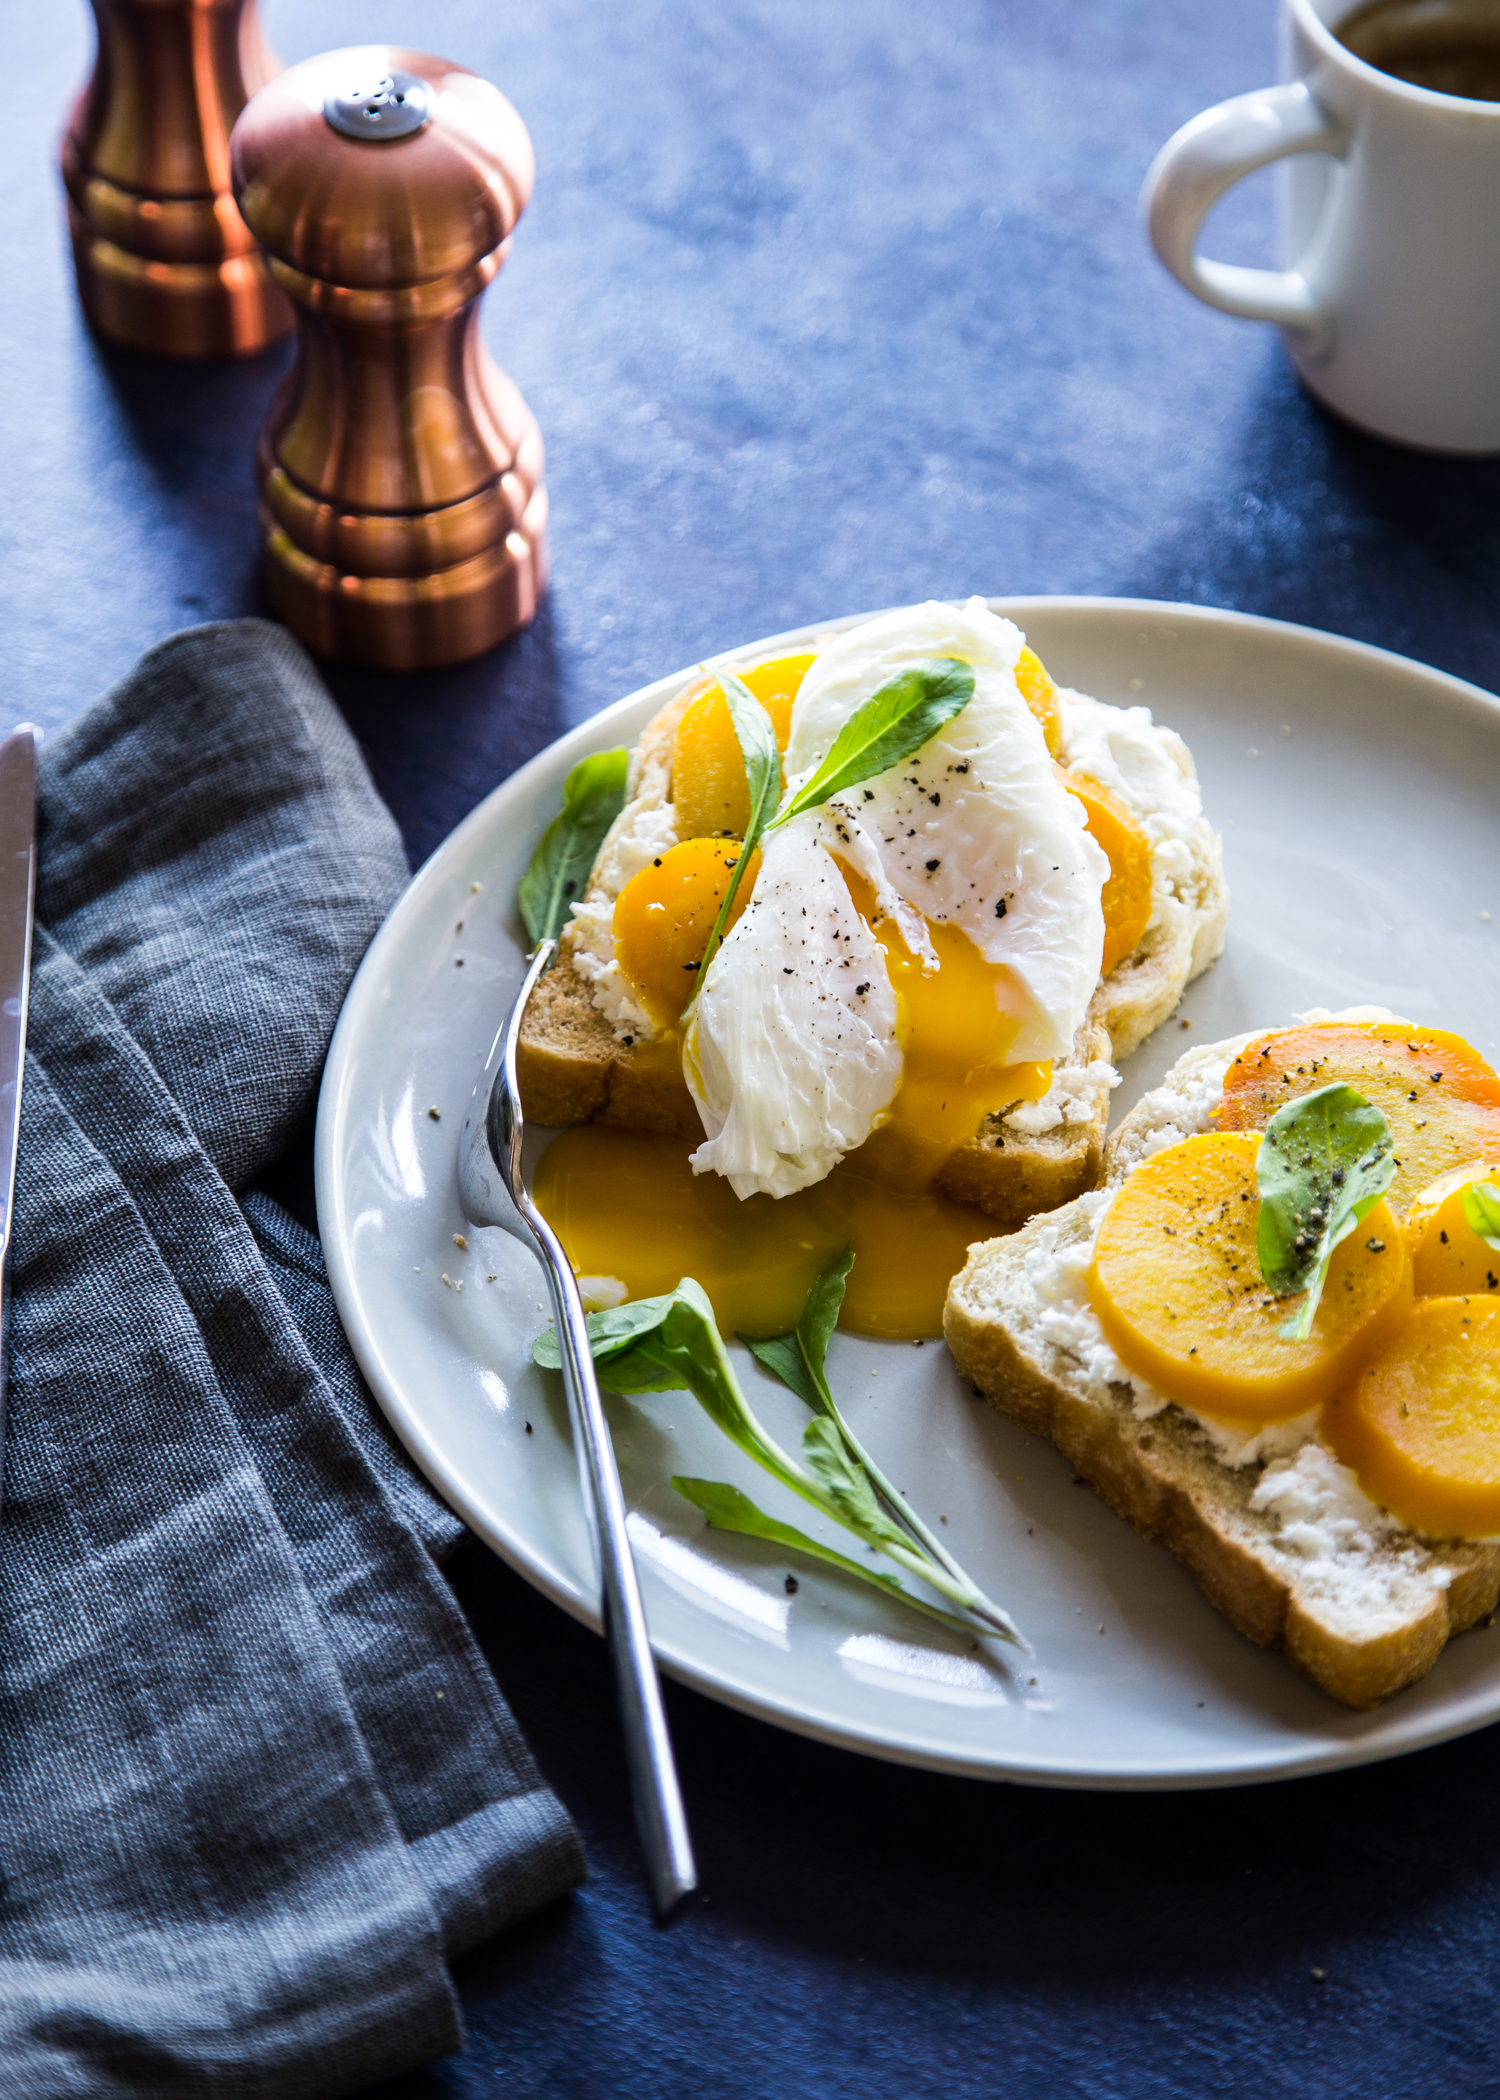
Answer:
[8,0,1500,2092]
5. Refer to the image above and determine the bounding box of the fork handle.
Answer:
[494,939,695,1917]
[544,1254,698,1919]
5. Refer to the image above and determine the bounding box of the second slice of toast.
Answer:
[944,1028,1500,1707]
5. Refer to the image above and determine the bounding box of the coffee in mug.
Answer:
[1336,0,1500,101]
[1141,0,1500,453]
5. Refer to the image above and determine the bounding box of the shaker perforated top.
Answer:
[323,69,433,143]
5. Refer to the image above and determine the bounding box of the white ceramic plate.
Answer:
[316,597,1500,1789]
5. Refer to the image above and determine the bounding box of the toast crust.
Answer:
[516,946,699,1135]
[945,1200,1500,1708]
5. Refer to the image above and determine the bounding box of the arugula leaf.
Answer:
[533,1293,685,1373]
[743,1332,820,1408]
[532,1271,1027,1647]
[678,659,975,1023]
[517,749,630,947]
[741,1243,852,1412]
[535,1280,809,1498]
[766,659,975,832]
[1256,1082,1396,1341]
[1461,1180,1500,1252]
[746,1247,1027,1647]
[671,1477,982,1638]
[796,1243,853,1405]
[680,668,780,1022]
[801,1417,910,1548]
[719,667,782,840]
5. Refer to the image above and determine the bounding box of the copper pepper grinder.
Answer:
[62,0,292,358]
[230,49,546,670]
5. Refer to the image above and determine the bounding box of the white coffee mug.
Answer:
[1142,0,1500,453]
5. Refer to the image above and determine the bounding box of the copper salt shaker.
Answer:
[63,0,292,359]
[230,49,547,670]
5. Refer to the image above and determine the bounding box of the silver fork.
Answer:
[459,937,697,1920]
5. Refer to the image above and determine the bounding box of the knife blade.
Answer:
[0,728,38,1510]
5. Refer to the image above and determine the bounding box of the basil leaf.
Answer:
[796,1243,854,1405]
[800,1417,910,1550]
[533,1271,1027,1646]
[766,658,975,832]
[741,1244,852,1413]
[742,1331,820,1408]
[516,748,630,947]
[670,1477,980,1637]
[680,668,779,1021]
[1461,1180,1500,1252]
[719,667,782,841]
[534,1279,811,1494]
[1256,1082,1396,1342]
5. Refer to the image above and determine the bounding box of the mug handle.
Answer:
[1142,81,1347,355]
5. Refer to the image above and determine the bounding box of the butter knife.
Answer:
[0,728,38,1509]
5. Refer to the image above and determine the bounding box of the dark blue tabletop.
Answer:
[8,1,1500,2094]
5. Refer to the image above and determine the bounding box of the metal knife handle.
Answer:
[0,727,39,1519]
[492,942,697,1919]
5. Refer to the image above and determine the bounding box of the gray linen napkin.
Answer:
[0,622,584,2098]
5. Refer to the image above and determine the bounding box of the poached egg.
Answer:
[686,598,1109,1198]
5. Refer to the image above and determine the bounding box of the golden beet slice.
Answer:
[1323,1297,1500,1538]
[1056,765,1153,976]
[1217,1022,1500,1218]
[1016,646,1063,757]
[1407,1160,1500,1297]
[669,654,813,839]
[1088,1131,1411,1424]
[613,836,758,1030]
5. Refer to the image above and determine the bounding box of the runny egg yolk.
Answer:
[835,861,1051,1196]
[545,850,1051,1340]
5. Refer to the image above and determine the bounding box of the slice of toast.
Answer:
[944,1028,1500,1707]
[518,941,699,1134]
[518,639,1228,1223]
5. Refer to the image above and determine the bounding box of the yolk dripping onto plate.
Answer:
[537,867,1050,1339]
[533,1124,1008,1339]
